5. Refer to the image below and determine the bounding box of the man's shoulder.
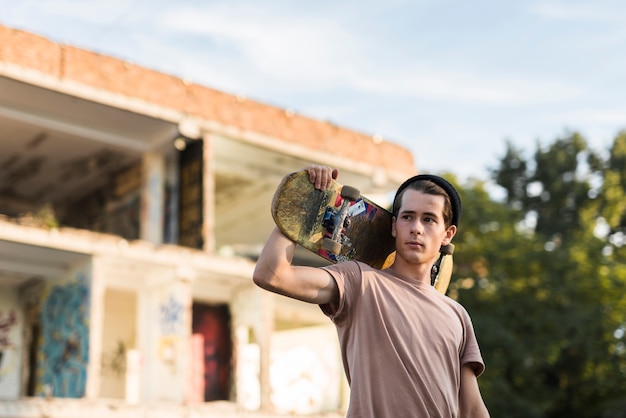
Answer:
[323,260,369,272]
[438,294,475,324]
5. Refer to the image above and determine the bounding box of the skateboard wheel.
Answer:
[322,238,342,254]
[340,185,360,202]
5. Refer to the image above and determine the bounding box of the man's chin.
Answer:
[397,250,438,265]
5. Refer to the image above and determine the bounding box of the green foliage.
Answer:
[449,131,626,417]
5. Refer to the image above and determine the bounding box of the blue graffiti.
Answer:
[40,272,90,398]
[160,294,183,335]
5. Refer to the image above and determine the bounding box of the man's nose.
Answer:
[411,220,423,235]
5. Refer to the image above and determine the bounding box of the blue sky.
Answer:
[1,0,625,183]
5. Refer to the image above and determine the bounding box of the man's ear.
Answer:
[391,216,397,238]
[442,225,456,246]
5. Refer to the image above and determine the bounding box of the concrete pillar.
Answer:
[255,291,275,412]
[231,283,264,410]
[164,149,180,245]
[125,349,141,404]
[140,152,166,244]
[85,258,104,400]
[202,133,216,254]
[175,265,196,403]
[136,288,153,401]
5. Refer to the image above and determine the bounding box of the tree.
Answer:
[449,131,626,417]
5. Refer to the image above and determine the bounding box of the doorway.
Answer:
[191,303,232,401]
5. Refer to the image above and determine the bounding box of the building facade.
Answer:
[0,24,417,417]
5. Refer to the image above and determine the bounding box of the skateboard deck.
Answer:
[271,171,454,294]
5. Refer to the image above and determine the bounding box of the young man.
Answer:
[253,165,489,417]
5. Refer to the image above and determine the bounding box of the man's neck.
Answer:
[387,259,432,285]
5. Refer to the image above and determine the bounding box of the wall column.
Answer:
[202,133,216,254]
[255,291,275,412]
[85,258,104,400]
[140,152,166,244]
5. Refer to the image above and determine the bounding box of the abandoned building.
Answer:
[0,24,417,417]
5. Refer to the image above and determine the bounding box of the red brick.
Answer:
[0,24,416,175]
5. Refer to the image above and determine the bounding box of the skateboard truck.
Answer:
[321,185,361,254]
[431,243,455,286]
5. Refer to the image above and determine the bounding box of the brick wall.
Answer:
[0,24,416,176]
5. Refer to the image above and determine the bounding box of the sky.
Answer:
[1,0,625,184]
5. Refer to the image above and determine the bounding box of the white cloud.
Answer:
[547,108,626,129]
[160,5,359,81]
[531,1,626,22]
[347,68,582,105]
[21,0,138,24]
[158,4,583,107]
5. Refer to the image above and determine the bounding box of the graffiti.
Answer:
[101,340,127,377]
[159,294,183,336]
[0,309,18,347]
[0,309,19,378]
[40,272,90,398]
[158,336,178,366]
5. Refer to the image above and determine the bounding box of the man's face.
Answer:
[391,189,456,266]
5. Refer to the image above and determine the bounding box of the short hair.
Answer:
[392,174,462,228]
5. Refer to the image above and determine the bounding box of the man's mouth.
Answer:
[406,240,423,249]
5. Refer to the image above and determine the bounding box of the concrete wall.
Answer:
[0,24,416,178]
[99,289,136,399]
[0,286,23,400]
[270,325,343,414]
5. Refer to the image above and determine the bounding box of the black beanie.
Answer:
[393,174,462,227]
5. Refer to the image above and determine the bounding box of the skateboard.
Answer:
[271,171,454,294]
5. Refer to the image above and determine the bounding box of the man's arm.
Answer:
[458,364,490,417]
[252,165,340,305]
[253,227,339,304]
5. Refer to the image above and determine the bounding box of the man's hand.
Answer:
[304,165,338,191]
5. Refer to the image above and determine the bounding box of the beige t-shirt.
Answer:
[321,261,484,418]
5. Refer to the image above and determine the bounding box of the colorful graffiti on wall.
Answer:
[157,293,184,371]
[39,272,90,398]
[0,309,19,379]
[159,293,183,336]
